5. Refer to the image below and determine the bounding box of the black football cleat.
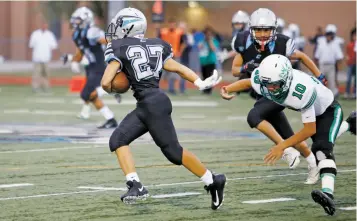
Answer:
[311,190,336,216]
[204,174,226,210]
[97,118,118,129]
[121,180,149,204]
[346,111,356,135]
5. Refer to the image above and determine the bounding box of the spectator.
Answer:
[344,28,356,99]
[189,29,202,76]
[29,20,58,93]
[158,18,185,94]
[198,26,220,95]
[309,26,324,63]
[314,25,344,97]
[177,22,193,94]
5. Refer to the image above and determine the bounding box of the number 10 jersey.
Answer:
[251,69,334,123]
[104,37,173,96]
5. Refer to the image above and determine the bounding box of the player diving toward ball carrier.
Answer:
[101,7,226,210]
[221,54,343,216]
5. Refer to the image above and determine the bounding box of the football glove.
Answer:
[194,69,222,91]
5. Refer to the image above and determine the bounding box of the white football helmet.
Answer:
[276,17,285,34]
[258,54,293,98]
[249,8,277,47]
[106,7,147,42]
[288,23,300,39]
[232,10,250,27]
[325,24,337,34]
[70,7,94,29]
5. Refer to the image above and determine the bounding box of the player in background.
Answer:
[230,8,329,184]
[221,54,343,216]
[218,10,250,63]
[101,7,226,210]
[62,7,118,128]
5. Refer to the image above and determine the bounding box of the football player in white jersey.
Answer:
[221,54,343,216]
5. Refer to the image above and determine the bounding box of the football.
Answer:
[111,71,130,93]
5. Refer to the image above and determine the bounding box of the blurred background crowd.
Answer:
[0,1,355,98]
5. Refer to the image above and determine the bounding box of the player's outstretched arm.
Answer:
[264,121,316,165]
[101,60,121,93]
[220,79,251,100]
[163,58,222,90]
[231,53,243,77]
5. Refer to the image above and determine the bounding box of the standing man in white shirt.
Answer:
[29,21,58,93]
[314,26,344,97]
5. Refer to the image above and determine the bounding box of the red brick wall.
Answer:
[0,1,355,60]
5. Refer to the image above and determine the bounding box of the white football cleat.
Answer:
[76,112,90,120]
[281,147,301,169]
[304,166,320,185]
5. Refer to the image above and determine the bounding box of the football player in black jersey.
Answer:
[230,8,329,184]
[101,7,226,210]
[63,7,118,129]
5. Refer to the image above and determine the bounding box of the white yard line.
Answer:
[27,98,219,107]
[151,192,201,199]
[0,183,33,188]
[77,186,127,191]
[242,198,296,204]
[0,146,99,154]
[0,138,244,154]
[180,115,206,119]
[339,206,356,211]
[0,190,106,201]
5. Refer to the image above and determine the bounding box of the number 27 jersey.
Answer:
[104,37,173,93]
[251,69,334,123]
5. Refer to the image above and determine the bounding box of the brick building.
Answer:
[0,1,355,61]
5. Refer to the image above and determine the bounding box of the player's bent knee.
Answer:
[311,140,335,161]
[109,131,129,152]
[89,91,98,102]
[160,142,183,165]
[247,108,262,128]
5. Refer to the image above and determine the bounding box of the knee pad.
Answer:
[109,131,129,152]
[311,140,335,161]
[247,108,263,128]
[318,159,337,176]
[160,142,183,165]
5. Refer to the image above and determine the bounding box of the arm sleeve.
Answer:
[285,38,296,57]
[50,32,58,49]
[334,43,344,60]
[301,87,317,123]
[231,34,238,53]
[301,105,316,123]
[162,40,174,64]
[29,32,35,48]
[104,41,123,71]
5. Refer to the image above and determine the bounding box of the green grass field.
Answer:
[0,85,355,221]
